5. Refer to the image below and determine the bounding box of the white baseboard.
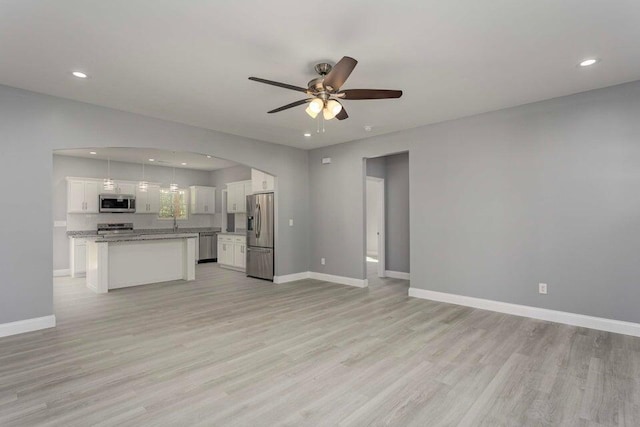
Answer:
[274,271,369,288]
[408,288,640,338]
[53,269,70,277]
[310,272,368,288]
[0,315,56,338]
[274,271,311,284]
[385,270,410,280]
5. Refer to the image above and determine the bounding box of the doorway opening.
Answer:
[366,176,385,277]
[364,152,410,287]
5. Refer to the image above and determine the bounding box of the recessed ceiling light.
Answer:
[148,158,155,162]
[72,71,88,79]
[206,155,212,158]
[303,133,311,137]
[89,151,97,155]
[364,125,372,132]
[181,162,187,166]
[579,58,599,67]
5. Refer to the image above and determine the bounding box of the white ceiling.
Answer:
[54,148,238,171]
[2,1,640,149]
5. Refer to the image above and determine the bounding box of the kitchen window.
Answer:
[158,188,188,220]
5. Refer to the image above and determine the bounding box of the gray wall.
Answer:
[384,153,410,273]
[366,156,386,179]
[310,80,640,323]
[52,155,219,271]
[0,84,309,325]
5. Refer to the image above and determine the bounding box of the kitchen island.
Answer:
[85,233,197,293]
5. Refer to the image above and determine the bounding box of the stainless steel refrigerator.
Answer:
[246,192,274,280]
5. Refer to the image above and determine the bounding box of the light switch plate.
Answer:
[289,219,293,226]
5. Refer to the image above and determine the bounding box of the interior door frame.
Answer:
[366,176,386,277]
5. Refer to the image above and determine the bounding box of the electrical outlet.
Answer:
[539,283,548,295]
[321,258,326,265]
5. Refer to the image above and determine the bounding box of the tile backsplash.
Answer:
[66,212,220,231]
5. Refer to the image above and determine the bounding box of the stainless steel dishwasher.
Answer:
[198,231,217,263]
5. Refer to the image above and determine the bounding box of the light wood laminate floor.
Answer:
[0,262,639,426]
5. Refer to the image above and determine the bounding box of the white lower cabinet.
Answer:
[69,237,87,277]
[217,234,246,271]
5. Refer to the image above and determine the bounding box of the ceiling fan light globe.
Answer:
[326,100,342,116]
[309,98,324,114]
[305,106,319,118]
[323,108,336,120]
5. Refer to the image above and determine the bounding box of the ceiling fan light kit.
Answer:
[249,56,403,124]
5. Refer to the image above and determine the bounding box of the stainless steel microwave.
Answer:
[99,194,136,213]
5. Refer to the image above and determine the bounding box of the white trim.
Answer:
[408,288,640,337]
[0,315,56,338]
[385,270,410,280]
[366,176,385,278]
[276,271,369,288]
[310,272,368,288]
[274,271,311,284]
[53,269,70,277]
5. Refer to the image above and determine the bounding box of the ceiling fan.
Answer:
[248,56,403,121]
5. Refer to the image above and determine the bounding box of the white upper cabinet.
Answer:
[115,182,136,195]
[251,169,275,193]
[84,181,99,212]
[67,179,99,213]
[227,180,251,213]
[136,184,161,214]
[190,186,216,214]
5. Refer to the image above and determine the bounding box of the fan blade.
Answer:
[336,104,348,120]
[267,99,311,114]
[339,89,403,100]
[249,77,309,93]
[323,56,358,91]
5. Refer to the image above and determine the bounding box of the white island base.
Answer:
[85,235,197,293]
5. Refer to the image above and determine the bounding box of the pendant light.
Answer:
[169,152,179,193]
[138,161,148,192]
[103,158,114,192]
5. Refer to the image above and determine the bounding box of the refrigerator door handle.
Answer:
[254,203,259,238]
[257,203,262,239]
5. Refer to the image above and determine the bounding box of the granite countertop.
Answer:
[85,232,199,243]
[68,227,221,238]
